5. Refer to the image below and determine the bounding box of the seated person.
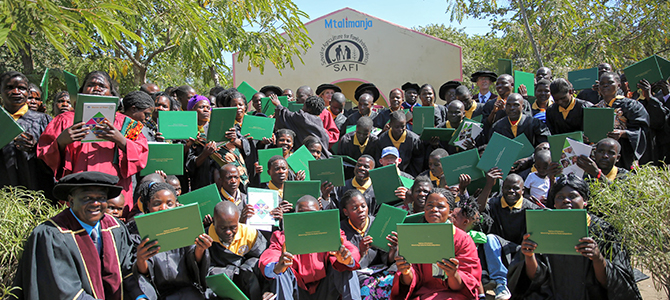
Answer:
[206,201,269,300]
[373,88,405,130]
[270,128,296,159]
[512,174,642,300]
[489,93,550,147]
[376,112,424,176]
[273,95,330,149]
[546,78,593,135]
[578,138,629,182]
[399,176,432,214]
[214,163,248,217]
[418,148,448,188]
[338,116,379,160]
[332,155,376,214]
[391,189,481,300]
[379,146,414,180]
[523,150,552,206]
[263,155,302,215]
[454,85,484,120]
[250,92,268,117]
[342,93,379,138]
[133,182,211,299]
[340,190,399,300]
[529,79,554,122]
[259,195,362,300]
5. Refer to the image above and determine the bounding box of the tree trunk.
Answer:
[133,64,147,86]
[209,65,220,86]
[19,42,34,75]
[517,0,544,67]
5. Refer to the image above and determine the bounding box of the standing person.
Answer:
[11,172,147,300]
[343,93,378,137]
[52,91,73,116]
[184,95,217,191]
[338,117,379,160]
[454,86,484,120]
[174,85,197,110]
[329,92,348,131]
[530,79,554,122]
[482,74,532,131]
[375,112,424,176]
[0,71,55,199]
[489,93,550,146]
[471,71,498,104]
[418,84,447,126]
[316,83,341,107]
[374,88,405,130]
[37,71,148,213]
[535,67,553,82]
[294,86,313,104]
[438,81,462,105]
[121,91,156,142]
[401,82,421,110]
[273,95,330,150]
[546,78,593,134]
[283,88,294,101]
[260,85,283,98]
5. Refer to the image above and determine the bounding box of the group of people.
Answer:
[4,62,663,300]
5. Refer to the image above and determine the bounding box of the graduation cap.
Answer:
[401,82,420,92]
[354,83,380,101]
[438,81,462,100]
[259,85,282,96]
[315,83,342,95]
[470,71,498,83]
[53,171,123,201]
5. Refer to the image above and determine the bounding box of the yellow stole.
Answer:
[353,134,368,153]
[351,177,371,194]
[328,107,338,120]
[268,181,283,199]
[605,167,618,181]
[389,130,407,149]
[558,97,576,119]
[10,104,29,121]
[349,216,369,236]
[464,101,478,119]
[444,121,453,129]
[220,187,242,206]
[532,98,554,113]
[508,114,523,137]
[429,171,440,183]
[501,196,524,209]
[608,95,625,107]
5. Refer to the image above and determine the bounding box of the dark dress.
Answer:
[334,178,377,218]
[637,95,670,165]
[545,98,593,135]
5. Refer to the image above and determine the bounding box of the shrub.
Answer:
[589,164,670,298]
[0,186,61,298]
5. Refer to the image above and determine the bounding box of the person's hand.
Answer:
[203,214,213,228]
[269,94,281,107]
[240,204,255,223]
[583,135,591,145]
[254,162,263,175]
[575,237,604,262]
[607,129,626,140]
[14,132,36,152]
[485,167,503,185]
[462,138,476,150]
[225,128,238,143]
[320,181,334,200]
[458,174,471,194]
[382,123,391,133]
[273,244,294,274]
[203,141,217,156]
[637,79,652,99]
[260,136,273,145]
[185,137,196,151]
[518,84,528,97]
[194,233,213,251]
[296,170,306,181]
[359,235,373,257]
[592,81,600,92]
[576,155,600,177]
[520,233,537,257]
[262,292,276,300]
[244,133,253,141]
[57,122,88,147]
[136,238,160,274]
[95,120,126,147]
[279,200,293,213]
[155,131,165,142]
[154,170,167,179]
[429,136,441,147]
[395,186,409,201]
[330,237,353,266]
[511,157,532,173]
[494,98,505,111]
[436,258,460,278]
[386,231,399,258]
[395,255,412,275]
[547,161,563,178]
[270,206,283,221]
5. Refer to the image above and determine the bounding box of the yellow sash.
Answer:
[389,130,407,149]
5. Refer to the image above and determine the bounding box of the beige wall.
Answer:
[233,7,462,107]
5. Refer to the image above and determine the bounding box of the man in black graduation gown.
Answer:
[401,82,421,109]
[546,78,593,134]
[454,85,484,120]
[471,71,498,104]
[595,72,650,170]
[273,95,330,149]
[341,92,378,138]
[11,172,146,300]
[375,111,424,176]
[436,100,478,155]
[338,116,378,160]
[634,79,670,165]
[333,155,377,217]
[481,74,532,137]
[438,80,461,105]
[214,163,248,215]
[578,138,630,182]
[490,93,550,147]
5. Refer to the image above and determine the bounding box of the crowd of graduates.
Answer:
[4,62,667,300]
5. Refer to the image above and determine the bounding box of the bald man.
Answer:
[535,67,552,82]
[140,83,160,95]
[206,201,268,300]
[295,86,313,104]
[489,93,550,147]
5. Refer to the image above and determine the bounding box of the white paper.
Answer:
[455,121,483,150]
[560,138,593,178]
[246,190,279,230]
[81,103,116,142]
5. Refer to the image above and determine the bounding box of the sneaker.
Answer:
[495,283,511,300]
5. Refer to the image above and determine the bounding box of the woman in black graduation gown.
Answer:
[509,174,641,300]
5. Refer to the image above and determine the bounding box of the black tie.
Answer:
[90,229,100,254]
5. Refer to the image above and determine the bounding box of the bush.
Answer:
[0,186,61,298]
[589,164,670,298]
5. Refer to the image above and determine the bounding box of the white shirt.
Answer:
[477,91,492,104]
[524,172,551,201]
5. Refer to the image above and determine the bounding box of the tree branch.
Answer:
[114,39,145,68]
[144,44,177,65]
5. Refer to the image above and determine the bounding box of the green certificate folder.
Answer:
[283,180,321,206]
[334,154,358,166]
[63,70,79,104]
[441,148,485,186]
[73,94,119,123]
[568,68,599,91]
[369,164,404,204]
[624,55,670,92]
[261,96,289,116]
[207,107,238,142]
[158,111,198,140]
[368,204,408,251]
[420,128,455,141]
[237,81,258,102]
[178,184,222,218]
[309,157,345,187]
[40,68,49,101]
[526,209,588,255]
[346,125,356,134]
[400,176,414,189]
[477,132,523,179]
[286,145,316,181]
[0,107,25,148]
[547,131,584,162]
[412,106,435,134]
[583,108,615,143]
[498,58,513,75]
[288,102,304,112]
[514,70,535,97]
[403,212,425,223]
[140,143,184,176]
[258,148,283,183]
[134,203,204,253]
[397,223,454,263]
[283,209,341,255]
[206,273,249,300]
[471,114,483,123]
[240,115,275,140]
[514,134,535,160]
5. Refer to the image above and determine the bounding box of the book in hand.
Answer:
[367,204,407,251]
[258,148,283,183]
[283,180,321,206]
[286,145,316,181]
[498,59,513,76]
[178,184,222,218]
[288,102,304,112]
[240,115,275,140]
[623,55,670,92]
[568,68,599,91]
[74,94,119,123]
[477,132,523,178]
[412,106,435,134]
[140,143,184,176]
[207,107,238,142]
[63,70,79,104]
[420,128,455,141]
[397,223,454,264]
[368,164,404,204]
[80,102,117,142]
[514,134,535,160]
[283,209,341,255]
[547,131,584,162]
[441,148,485,186]
[246,188,280,231]
[514,70,535,97]
[133,203,205,253]
[158,111,198,140]
[309,157,345,186]
[261,96,289,116]
[0,107,25,148]
[449,120,483,150]
[237,81,258,102]
[403,212,425,223]
[526,209,588,255]
[206,273,249,300]
[558,138,592,178]
[583,108,615,143]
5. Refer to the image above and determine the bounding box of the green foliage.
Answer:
[589,165,670,297]
[0,186,61,298]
